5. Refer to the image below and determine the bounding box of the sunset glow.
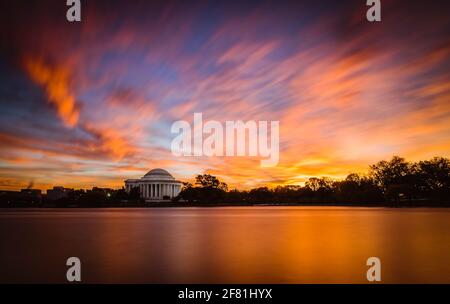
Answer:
[0,0,449,191]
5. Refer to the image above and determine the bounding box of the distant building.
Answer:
[91,187,115,198]
[19,189,42,204]
[20,189,42,196]
[125,168,182,202]
[47,186,72,201]
[0,190,23,205]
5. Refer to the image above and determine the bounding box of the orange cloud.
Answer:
[23,57,80,127]
[83,124,134,161]
[1,1,448,192]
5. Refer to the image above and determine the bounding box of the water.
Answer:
[0,207,449,283]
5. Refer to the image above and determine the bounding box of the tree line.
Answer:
[176,156,450,206]
[1,156,448,207]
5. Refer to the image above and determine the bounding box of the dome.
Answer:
[142,168,175,181]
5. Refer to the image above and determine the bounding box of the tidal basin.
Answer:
[1,207,449,283]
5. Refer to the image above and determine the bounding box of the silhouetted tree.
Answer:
[248,187,274,204]
[305,177,334,202]
[177,175,229,204]
[178,182,197,203]
[195,174,228,191]
[416,157,450,200]
[334,173,383,203]
[3,156,448,208]
[369,156,415,202]
[114,188,129,202]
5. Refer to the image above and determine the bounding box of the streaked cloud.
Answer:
[0,0,449,191]
[24,57,80,127]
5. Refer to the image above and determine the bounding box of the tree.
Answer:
[195,174,228,191]
[113,188,129,201]
[369,156,415,202]
[370,156,411,189]
[248,187,273,203]
[417,157,450,200]
[178,182,197,203]
[305,177,334,202]
[177,175,229,204]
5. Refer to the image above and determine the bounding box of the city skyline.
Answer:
[0,0,449,191]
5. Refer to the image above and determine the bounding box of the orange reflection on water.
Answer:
[1,207,450,283]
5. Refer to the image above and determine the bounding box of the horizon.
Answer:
[1,0,449,192]
[2,154,448,194]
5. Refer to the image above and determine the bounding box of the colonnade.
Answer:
[139,183,181,199]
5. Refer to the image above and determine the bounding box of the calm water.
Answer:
[1,207,450,283]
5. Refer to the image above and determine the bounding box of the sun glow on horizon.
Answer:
[0,1,449,191]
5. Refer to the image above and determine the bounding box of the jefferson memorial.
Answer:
[124,169,182,202]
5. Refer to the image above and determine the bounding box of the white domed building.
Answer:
[124,169,182,202]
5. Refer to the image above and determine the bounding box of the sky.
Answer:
[0,0,449,191]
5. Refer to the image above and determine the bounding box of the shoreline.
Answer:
[1,201,449,209]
